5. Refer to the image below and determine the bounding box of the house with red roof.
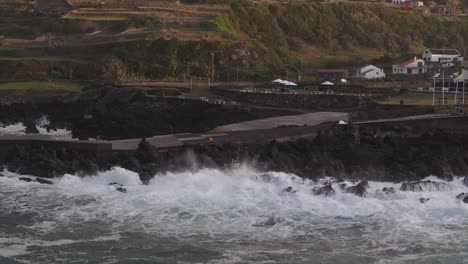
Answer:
[392,57,427,75]
[422,49,463,68]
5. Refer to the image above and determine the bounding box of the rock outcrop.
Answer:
[312,184,335,197]
[345,181,369,197]
[400,180,451,192]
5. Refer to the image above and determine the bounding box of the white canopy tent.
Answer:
[272,79,284,83]
[284,81,298,86]
[321,81,335,86]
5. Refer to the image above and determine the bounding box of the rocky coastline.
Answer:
[3,121,468,184]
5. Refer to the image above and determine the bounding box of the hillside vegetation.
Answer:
[214,2,468,60]
[2,1,468,82]
[101,2,468,81]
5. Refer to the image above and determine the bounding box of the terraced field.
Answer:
[66,1,229,24]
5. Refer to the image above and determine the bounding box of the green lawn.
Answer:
[0,56,91,64]
[0,45,47,50]
[0,81,83,91]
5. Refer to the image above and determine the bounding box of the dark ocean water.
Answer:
[1,167,467,264]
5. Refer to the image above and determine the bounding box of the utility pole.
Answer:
[432,74,436,106]
[210,52,215,82]
[236,65,239,81]
[190,77,193,93]
[299,57,303,81]
[286,70,289,80]
[442,71,445,105]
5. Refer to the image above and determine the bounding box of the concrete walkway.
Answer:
[211,112,349,132]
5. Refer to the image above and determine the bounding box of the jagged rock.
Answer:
[36,178,54,184]
[282,186,296,193]
[419,198,430,204]
[456,192,467,200]
[463,177,468,187]
[339,183,347,190]
[116,187,127,193]
[109,182,123,187]
[24,122,39,134]
[345,181,369,197]
[312,184,335,197]
[400,180,451,192]
[19,177,33,182]
[463,197,468,204]
[382,187,396,194]
[36,178,53,185]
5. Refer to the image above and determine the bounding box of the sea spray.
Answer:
[0,116,72,139]
[0,167,467,263]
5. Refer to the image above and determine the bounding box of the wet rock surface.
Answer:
[456,192,467,200]
[35,178,53,185]
[382,187,396,194]
[282,186,296,193]
[116,187,127,193]
[19,177,33,182]
[400,180,451,192]
[312,184,335,197]
[419,198,430,204]
[345,181,369,197]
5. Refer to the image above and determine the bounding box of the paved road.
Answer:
[211,112,349,132]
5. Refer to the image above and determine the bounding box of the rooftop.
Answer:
[427,49,461,56]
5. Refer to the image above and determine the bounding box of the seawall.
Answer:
[213,89,369,109]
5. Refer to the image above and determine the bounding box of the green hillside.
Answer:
[101,2,468,81]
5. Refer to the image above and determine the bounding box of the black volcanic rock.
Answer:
[36,178,53,185]
[456,192,467,200]
[116,187,127,193]
[19,177,33,182]
[109,182,123,187]
[382,187,396,194]
[24,122,39,134]
[463,177,468,187]
[400,180,451,192]
[419,198,430,204]
[345,181,369,197]
[312,184,335,197]
[464,197,468,204]
[282,186,296,193]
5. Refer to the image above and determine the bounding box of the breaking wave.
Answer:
[0,116,72,139]
[1,166,467,263]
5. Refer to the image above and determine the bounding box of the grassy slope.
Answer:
[2,2,468,82]
[211,2,468,68]
[0,81,83,91]
[104,3,468,81]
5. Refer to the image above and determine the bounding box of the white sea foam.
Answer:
[0,116,72,139]
[0,167,467,262]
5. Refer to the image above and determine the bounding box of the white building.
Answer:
[355,65,385,79]
[422,49,463,67]
[392,57,427,75]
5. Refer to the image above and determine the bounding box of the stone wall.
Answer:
[213,89,367,110]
